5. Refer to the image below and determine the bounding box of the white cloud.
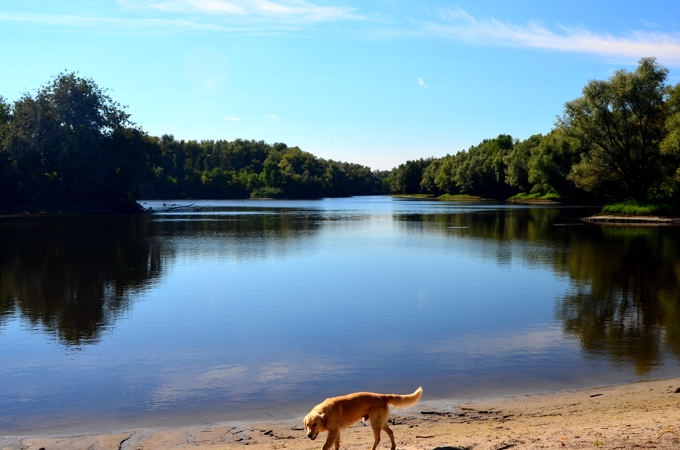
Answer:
[0,1,365,35]
[3,4,680,68]
[424,8,680,67]
[225,116,241,121]
[264,113,280,120]
[417,77,428,87]
[0,10,226,32]
[120,0,363,23]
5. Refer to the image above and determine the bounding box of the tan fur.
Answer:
[303,387,422,450]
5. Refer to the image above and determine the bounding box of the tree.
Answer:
[1,72,140,212]
[527,131,584,200]
[0,96,9,139]
[505,134,542,193]
[453,135,515,199]
[420,158,443,195]
[659,83,680,201]
[0,97,11,203]
[391,158,432,194]
[434,155,461,195]
[557,58,669,201]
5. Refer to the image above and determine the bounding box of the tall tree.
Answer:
[390,158,432,194]
[453,135,515,199]
[659,83,680,201]
[0,96,11,201]
[505,134,542,193]
[557,58,669,201]
[1,72,139,212]
[527,130,584,199]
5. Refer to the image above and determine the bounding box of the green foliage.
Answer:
[437,193,484,201]
[399,58,680,211]
[507,192,561,203]
[417,135,518,200]
[505,134,541,193]
[602,200,680,216]
[0,72,141,212]
[140,138,387,200]
[0,73,387,211]
[558,58,671,201]
[456,134,515,198]
[527,130,584,200]
[391,158,433,194]
[3,61,680,213]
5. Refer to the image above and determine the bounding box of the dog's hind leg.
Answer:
[382,423,396,450]
[370,422,382,450]
[370,419,396,450]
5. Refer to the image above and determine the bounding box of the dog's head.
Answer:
[303,410,326,440]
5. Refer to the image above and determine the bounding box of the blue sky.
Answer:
[2,1,680,170]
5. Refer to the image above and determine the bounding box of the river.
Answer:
[1,196,679,434]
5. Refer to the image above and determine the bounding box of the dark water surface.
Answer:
[1,196,680,433]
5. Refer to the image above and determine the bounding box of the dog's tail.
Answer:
[385,387,423,408]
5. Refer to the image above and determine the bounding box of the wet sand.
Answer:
[3,377,680,449]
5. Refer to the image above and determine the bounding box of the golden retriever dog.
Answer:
[303,386,422,450]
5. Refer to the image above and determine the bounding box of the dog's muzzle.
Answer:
[307,431,318,440]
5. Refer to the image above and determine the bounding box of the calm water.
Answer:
[1,196,680,434]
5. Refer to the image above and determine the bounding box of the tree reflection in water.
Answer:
[556,225,680,374]
[1,206,679,373]
[0,216,163,345]
[394,207,680,374]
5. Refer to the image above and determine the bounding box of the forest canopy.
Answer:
[1,58,679,214]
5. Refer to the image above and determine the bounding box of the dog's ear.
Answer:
[319,412,327,427]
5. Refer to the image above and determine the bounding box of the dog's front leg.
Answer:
[322,430,340,450]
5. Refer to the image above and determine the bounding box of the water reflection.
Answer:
[150,210,324,260]
[0,216,163,345]
[393,206,587,266]
[393,207,680,374]
[2,206,679,364]
[1,199,680,432]
[556,226,680,374]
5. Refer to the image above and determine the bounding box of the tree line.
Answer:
[0,72,388,213]
[143,136,388,201]
[1,58,679,213]
[392,58,680,211]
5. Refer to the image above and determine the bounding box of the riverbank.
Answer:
[3,378,680,449]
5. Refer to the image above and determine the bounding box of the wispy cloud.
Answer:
[264,113,280,120]
[225,116,241,121]
[0,1,365,34]
[423,8,680,67]
[3,4,680,68]
[0,10,225,32]
[119,0,364,23]
[417,77,428,88]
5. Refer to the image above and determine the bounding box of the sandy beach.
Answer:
[3,378,680,450]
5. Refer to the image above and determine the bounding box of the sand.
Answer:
[3,378,680,450]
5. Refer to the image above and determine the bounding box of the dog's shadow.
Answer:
[433,446,472,450]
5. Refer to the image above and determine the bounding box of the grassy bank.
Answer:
[602,200,680,217]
